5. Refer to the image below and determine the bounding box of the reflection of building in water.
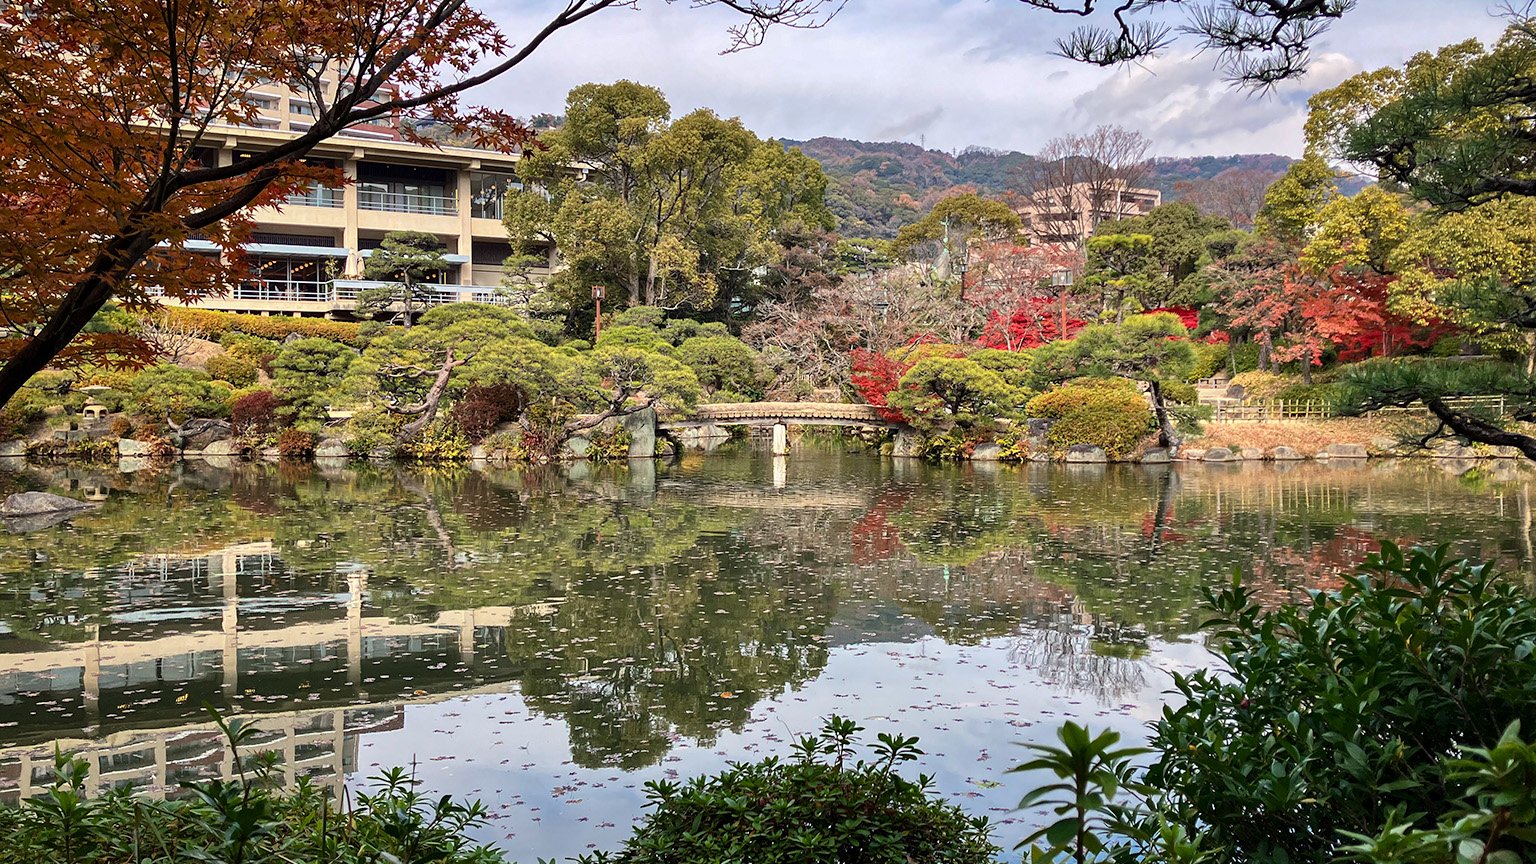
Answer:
[0,541,558,797]
[0,704,402,803]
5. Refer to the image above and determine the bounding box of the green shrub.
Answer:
[401,419,470,462]
[676,335,764,398]
[580,716,998,864]
[887,357,1021,437]
[1013,545,1536,864]
[128,364,231,422]
[915,429,980,461]
[995,426,1032,462]
[1027,381,1155,460]
[205,354,259,387]
[586,426,632,463]
[218,331,280,368]
[271,338,355,423]
[344,409,403,457]
[1189,341,1228,381]
[1161,380,1199,405]
[0,388,51,438]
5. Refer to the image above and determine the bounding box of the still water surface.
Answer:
[0,445,1531,859]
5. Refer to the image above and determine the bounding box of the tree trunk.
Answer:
[1148,380,1179,449]
[401,274,414,331]
[1525,331,1535,376]
[1302,360,1313,385]
[399,348,458,439]
[0,232,156,409]
[627,267,641,306]
[644,253,658,306]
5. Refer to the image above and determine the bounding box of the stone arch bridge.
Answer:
[658,402,901,455]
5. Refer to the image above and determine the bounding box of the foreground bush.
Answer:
[0,710,500,864]
[581,716,998,864]
[1015,544,1536,864]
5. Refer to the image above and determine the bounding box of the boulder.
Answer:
[1,491,98,517]
[468,444,489,461]
[563,435,593,460]
[1140,447,1171,464]
[1491,445,1523,459]
[1240,447,1265,461]
[1064,445,1107,463]
[0,440,24,458]
[1203,447,1235,463]
[1270,445,1304,461]
[118,456,148,473]
[971,442,1002,462]
[1326,443,1369,459]
[368,447,394,461]
[1433,444,1479,460]
[260,447,281,460]
[314,438,349,459]
[892,429,921,459]
[198,439,238,458]
[624,406,657,459]
[179,419,232,451]
[1180,448,1206,462]
[117,438,150,457]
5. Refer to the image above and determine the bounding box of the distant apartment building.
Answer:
[1015,180,1161,247]
[164,80,555,320]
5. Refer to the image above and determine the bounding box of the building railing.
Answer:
[331,280,511,307]
[283,188,342,208]
[357,189,457,216]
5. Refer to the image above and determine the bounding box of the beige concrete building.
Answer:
[163,81,555,320]
[1015,180,1161,247]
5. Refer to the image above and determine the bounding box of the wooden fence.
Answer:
[1205,394,1512,423]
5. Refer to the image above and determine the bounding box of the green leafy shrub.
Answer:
[0,387,51,439]
[887,357,1020,437]
[1144,543,1536,864]
[586,426,632,463]
[1189,341,1228,381]
[401,420,470,462]
[995,426,1032,462]
[580,716,998,864]
[344,408,403,457]
[1160,381,1198,405]
[205,354,258,387]
[270,338,354,423]
[1027,381,1155,460]
[916,429,980,461]
[676,335,764,398]
[128,364,231,423]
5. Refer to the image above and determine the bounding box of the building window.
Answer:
[239,255,338,302]
[356,163,455,216]
[290,101,316,117]
[245,92,279,111]
[470,172,521,220]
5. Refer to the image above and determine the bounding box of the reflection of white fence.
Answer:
[1207,394,1513,423]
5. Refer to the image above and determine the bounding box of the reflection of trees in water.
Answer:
[1008,600,1149,703]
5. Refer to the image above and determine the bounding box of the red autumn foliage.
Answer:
[850,349,913,423]
[1145,307,1200,332]
[978,298,1087,350]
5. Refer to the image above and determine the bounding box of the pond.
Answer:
[0,444,1531,860]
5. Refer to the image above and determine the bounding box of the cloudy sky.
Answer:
[473,0,1510,158]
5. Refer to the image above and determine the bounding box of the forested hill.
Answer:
[782,136,1296,238]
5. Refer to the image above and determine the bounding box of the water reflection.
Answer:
[0,449,1530,854]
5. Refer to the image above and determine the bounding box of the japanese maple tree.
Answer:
[0,0,836,407]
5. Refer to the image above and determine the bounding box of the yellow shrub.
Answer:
[1027,381,1155,460]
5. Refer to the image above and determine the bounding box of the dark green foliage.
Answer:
[1145,544,1536,864]
[270,338,355,422]
[0,707,500,863]
[205,354,258,387]
[580,716,998,864]
[128,364,231,422]
[675,335,764,399]
[1012,723,1148,864]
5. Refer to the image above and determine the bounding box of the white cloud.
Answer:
[465,0,1513,157]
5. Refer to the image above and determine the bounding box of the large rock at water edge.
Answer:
[971,442,1002,462]
[1269,445,1304,460]
[314,438,349,459]
[1139,448,1171,464]
[1203,447,1235,463]
[1,491,98,517]
[198,439,238,458]
[1326,443,1369,459]
[1180,448,1206,462]
[0,440,24,458]
[892,430,921,458]
[1064,445,1107,463]
[117,438,150,457]
[1240,447,1265,461]
[625,407,657,459]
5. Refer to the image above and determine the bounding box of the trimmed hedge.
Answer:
[164,308,365,346]
[1027,380,1155,460]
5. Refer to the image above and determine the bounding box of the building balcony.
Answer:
[331,280,513,308]
[357,189,457,216]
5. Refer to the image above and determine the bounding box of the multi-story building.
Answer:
[167,80,556,320]
[1015,180,1161,248]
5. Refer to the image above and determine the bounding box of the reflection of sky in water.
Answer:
[356,633,1214,860]
[0,448,1531,861]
